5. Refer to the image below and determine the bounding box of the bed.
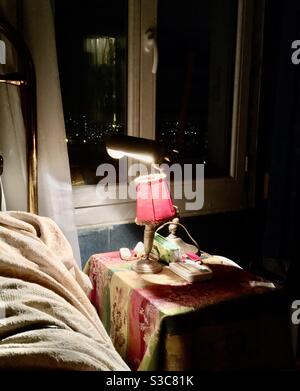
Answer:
[0,211,129,370]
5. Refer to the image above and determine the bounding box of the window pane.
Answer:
[55,0,127,185]
[156,0,237,177]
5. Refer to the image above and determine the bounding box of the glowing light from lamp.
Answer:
[106,148,124,159]
[135,173,176,220]
[106,148,155,163]
[0,78,25,86]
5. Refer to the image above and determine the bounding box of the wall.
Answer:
[255,0,299,289]
[79,209,258,269]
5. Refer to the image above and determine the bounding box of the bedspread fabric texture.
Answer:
[0,211,129,370]
[86,252,294,370]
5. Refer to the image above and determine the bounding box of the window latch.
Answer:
[144,28,158,74]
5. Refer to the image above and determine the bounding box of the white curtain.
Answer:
[0,0,81,266]
[0,178,6,210]
[0,0,27,211]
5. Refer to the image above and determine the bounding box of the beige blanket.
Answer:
[0,211,129,370]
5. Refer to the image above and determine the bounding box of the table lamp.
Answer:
[106,135,177,273]
[133,173,176,273]
[106,134,178,164]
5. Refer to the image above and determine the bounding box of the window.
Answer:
[55,0,127,185]
[55,0,263,227]
[156,0,237,177]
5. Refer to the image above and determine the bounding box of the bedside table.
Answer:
[85,251,293,370]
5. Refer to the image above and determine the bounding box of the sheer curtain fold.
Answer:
[0,178,7,210]
[22,0,81,265]
[0,0,27,211]
[0,0,81,266]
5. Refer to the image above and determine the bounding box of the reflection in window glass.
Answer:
[55,0,127,185]
[156,0,237,176]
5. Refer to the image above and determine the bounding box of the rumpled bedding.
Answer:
[0,211,129,370]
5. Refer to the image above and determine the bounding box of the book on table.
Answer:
[169,261,213,282]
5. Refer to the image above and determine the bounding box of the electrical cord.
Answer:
[155,221,200,253]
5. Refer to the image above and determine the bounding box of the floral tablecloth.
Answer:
[86,252,293,370]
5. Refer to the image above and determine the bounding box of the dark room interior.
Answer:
[0,0,299,378]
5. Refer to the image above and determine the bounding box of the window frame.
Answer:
[73,0,264,228]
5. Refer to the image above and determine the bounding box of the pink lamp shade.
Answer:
[135,173,176,225]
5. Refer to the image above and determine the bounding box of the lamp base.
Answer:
[132,257,162,274]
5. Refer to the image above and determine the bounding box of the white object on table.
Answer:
[207,255,242,269]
